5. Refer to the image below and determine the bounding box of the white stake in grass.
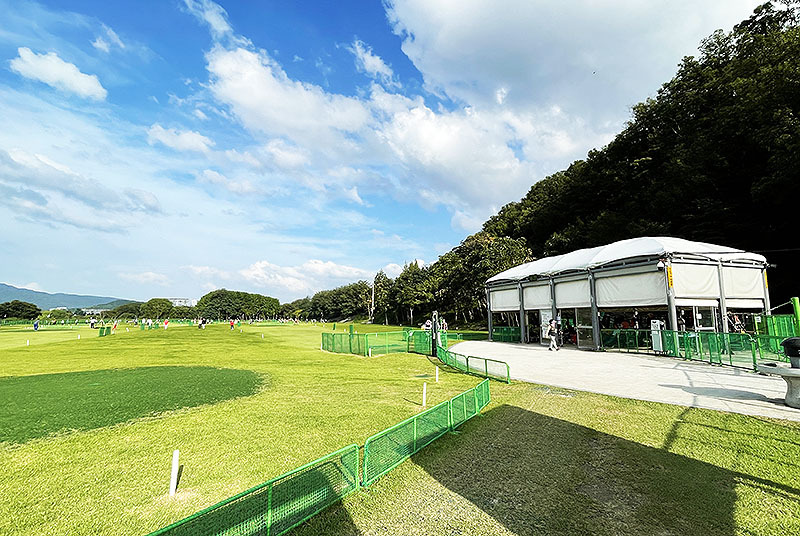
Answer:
[261,333,264,339]
[26,340,30,346]
[435,366,439,383]
[77,334,80,340]
[422,382,427,408]
[169,450,180,496]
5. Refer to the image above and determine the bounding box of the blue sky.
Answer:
[0,0,762,302]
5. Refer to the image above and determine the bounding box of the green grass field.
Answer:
[1,322,799,535]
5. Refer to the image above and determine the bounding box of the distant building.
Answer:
[82,308,108,315]
[52,306,68,310]
[164,298,198,307]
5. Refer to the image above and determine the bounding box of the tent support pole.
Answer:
[666,260,679,331]
[518,282,526,343]
[486,287,493,341]
[589,270,601,350]
[717,261,729,334]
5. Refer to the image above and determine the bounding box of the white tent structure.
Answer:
[485,237,770,349]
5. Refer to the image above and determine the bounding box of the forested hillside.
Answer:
[484,1,800,307]
[289,1,800,326]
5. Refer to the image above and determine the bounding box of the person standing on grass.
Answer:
[230,319,235,331]
[548,319,559,351]
[112,320,117,334]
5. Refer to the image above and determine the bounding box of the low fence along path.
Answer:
[451,341,800,422]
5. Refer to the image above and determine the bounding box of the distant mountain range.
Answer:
[0,283,135,310]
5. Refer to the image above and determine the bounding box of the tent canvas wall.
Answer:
[486,237,769,348]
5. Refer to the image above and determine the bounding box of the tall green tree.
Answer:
[141,298,173,319]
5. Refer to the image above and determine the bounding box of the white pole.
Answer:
[435,366,439,383]
[261,333,264,339]
[26,340,29,346]
[369,348,372,357]
[77,334,80,340]
[422,382,427,408]
[169,450,180,496]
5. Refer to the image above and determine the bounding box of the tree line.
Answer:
[284,232,530,326]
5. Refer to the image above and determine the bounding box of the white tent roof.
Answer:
[487,237,767,284]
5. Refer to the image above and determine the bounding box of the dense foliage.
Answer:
[484,1,800,306]
[0,300,41,320]
[196,289,280,320]
[286,232,531,326]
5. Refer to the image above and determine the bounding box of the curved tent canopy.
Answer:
[487,237,767,285]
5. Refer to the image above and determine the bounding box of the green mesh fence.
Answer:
[754,314,798,338]
[600,328,792,370]
[147,444,359,536]
[321,330,432,356]
[436,345,510,383]
[362,379,491,487]
[491,326,520,342]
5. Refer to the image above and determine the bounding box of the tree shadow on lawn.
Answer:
[0,366,263,444]
[412,404,800,535]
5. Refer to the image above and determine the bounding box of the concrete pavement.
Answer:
[450,340,800,421]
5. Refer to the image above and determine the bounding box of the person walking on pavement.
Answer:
[548,319,559,351]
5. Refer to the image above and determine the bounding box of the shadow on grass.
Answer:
[410,404,800,535]
[0,366,263,444]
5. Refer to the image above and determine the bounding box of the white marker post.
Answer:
[368,348,372,357]
[435,366,439,383]
[77,334,80,340]
[261,333,264,339]
[169,450,180,496]
[26,340,29,346]
[422,382,427,408]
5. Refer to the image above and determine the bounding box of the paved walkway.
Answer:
[450,341,800,421]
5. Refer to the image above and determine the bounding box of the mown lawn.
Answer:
[1,322,799,535]
[0,322,477,535]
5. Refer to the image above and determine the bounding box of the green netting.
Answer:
[491,326,520,342]
[321,330,431,357]
[436,345,510,383]
[361,379,491,487]
[600,328,793,370]
[147,444,359,536]
[362,400,451,487]
[754,314,798,338]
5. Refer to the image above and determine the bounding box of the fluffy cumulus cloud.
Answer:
[206,47,370,144]
[147,124,215,153]
[10,47,107,100]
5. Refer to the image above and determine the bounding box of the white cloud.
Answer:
[382,263,403,278]
[193,108,209,120]
[10,47,107,100]
[240,259,373,294]
[349,39,398,87]
[120,271,170,285]
[183,0,233,39]
[92,37,109,53]
[92,25,125,53]
[147,124,215,153]
[206,47,370,143]
[263,139,309,169]
[197,169,256,194]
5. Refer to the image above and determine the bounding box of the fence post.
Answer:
[266,483,273,536]
[413,418,417,453]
